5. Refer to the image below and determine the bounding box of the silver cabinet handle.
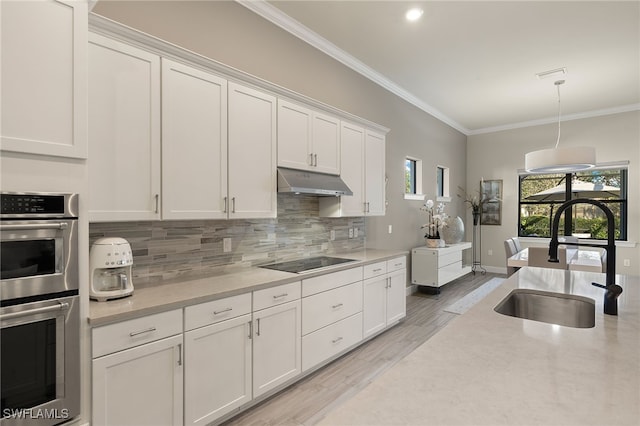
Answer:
[213,307,232,315]
[366,202,371,213]
[129,327,156,337]
[314,153,318,167]
[272,293,288,299]
[373,268,383,273]
[309,153,314,167]
[0,301,69,321]
[154,194,159,214]
[256,318,261,336]
[331,303,344,309]
[248,321,253,339]
[231,197,236,213]
[223,196,228,213]
[177,343,182,366]
[332,336,343,344]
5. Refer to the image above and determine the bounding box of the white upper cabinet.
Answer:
[228,82,277,219]
[365,130,386,216]
[319,123,386,217]
[88,34,161,221]
[161,59,228,220]
[277,99,340,175]
[1,0,87,159]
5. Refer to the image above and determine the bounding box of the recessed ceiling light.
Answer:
[406,8,424,22]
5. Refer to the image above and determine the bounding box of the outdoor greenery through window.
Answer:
[518,167,627,240]
[405,158,417,194]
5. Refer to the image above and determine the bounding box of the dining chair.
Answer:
[511,237,522,252]
[504,239,520,277]
[527,246,567,270]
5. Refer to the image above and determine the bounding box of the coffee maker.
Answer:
[90,237,134,301]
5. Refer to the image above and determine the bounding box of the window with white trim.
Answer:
[404,157,424,200]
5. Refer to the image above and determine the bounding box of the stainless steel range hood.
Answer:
[277,167,353,196]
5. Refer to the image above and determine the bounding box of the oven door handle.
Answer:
[1,301,69,321]
[1,222,68,231]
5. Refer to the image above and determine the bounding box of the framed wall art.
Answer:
[480,179,502,225]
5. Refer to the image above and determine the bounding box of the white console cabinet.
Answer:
[411,242,472,292]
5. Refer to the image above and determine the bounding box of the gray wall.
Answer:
[468,111,639,276]
[93,0,468,253]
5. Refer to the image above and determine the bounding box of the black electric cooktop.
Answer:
[260,256,356,274]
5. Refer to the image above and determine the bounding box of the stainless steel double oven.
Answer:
[1,193,80,425]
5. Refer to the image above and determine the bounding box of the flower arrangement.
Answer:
[420,199,446,239]
[457,186,486,214]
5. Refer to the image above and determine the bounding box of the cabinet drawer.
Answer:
[439,251,462,268]
[302,267,362,297]
[363,261,387,280]
[302,312,363,372]
[386,256,406,272]
[438,261,463,286]
[92,309,182,358]
[253,281,301,311]
[302,281,363,335]
[185,293,251,331]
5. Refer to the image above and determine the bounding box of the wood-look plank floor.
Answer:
[221,272,503,426]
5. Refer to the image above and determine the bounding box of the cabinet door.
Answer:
[92,335,183,426]
[228,82,277,218]
[339,122,365,216]
[312,112,340,175]
[162,59,228,220]
[252,300,301,398]
[364,130,386,216]
[277,99,313,171]
[386,269,407,325]
[88,34,161,221]
[1,0,87,159]
[363,275,387,338]
[184,314,252,426]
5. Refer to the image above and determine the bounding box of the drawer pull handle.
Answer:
[331,303,344,309]
[213,307,232,315]
[373,268,382,273]
[129,327,157,337]
[272,293,288,299]
[332,336,343,344]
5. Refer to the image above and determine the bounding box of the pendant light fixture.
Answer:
[525,79,596,173]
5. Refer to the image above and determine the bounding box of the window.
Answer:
[404,157,424,200]
[436,165,450,201]
[518,167,628,240]
[406,158,417,194]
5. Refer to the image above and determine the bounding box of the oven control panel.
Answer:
[1,193,77,218]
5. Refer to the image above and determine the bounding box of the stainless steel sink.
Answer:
[494,289,595,328]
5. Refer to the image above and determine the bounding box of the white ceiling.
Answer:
[242,1,640,135]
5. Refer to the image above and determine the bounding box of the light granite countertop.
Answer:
[319,267,640,426]
[89,249,407,327]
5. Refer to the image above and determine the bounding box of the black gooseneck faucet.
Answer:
[548,198,622,315]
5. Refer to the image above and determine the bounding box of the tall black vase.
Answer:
[472,210,480,226]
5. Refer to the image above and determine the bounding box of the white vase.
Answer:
[425,238,445,248]
[441,216,465,245]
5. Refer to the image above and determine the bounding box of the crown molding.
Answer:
[236,0,469,135]
[469,103,640,136]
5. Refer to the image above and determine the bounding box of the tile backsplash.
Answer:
[89,195,365,286]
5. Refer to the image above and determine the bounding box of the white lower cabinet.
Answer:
[184,294,252,426]
[91,258,406,425]
[301,268,364,372]
[363,257,407,338]
[92,310,183,426]
[252,298,302,398]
